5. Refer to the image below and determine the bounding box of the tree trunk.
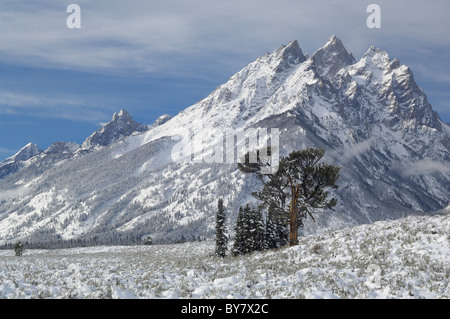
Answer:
[289,207,299,246]
[289,186,299,246]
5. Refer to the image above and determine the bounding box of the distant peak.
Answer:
[311,35,356,78]
[286,40,300,50]
[112,109,131,121]
[361,45,392,69]
[20,142,39,152]
[81,110,147,149]
[12,142,42,162]
[321,35,348,53]
[272,40,306,73]
[280,40,304,58]
[362,45,382,57]
[118,109,129,117]
[157,114,172,122]
[325,35,340,46]
[44,142,80,155]
[149,114,173,130]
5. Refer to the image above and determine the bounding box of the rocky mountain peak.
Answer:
[273,40,306,73]
[0,142,42,178]
[44,142,80,155]
[112,109,132,122]
[8,142,41,163]
[80,109,147,150]
[311,35,356,79]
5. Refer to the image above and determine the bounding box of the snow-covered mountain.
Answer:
[0,143,42,179]
[0,36,449,245]
[77,109,148,154]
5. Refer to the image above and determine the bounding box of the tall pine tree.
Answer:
[265,207,288,249]
[232,206,245,256]
[215,198,228,257]
[251,206,265,252]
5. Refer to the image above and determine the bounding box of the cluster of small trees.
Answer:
[232,204,288,256]
[215,147,340,257]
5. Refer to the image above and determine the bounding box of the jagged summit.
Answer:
[44,141,80,155]
[80,109,147,151]
[311,35,356,79]
[344,44,442,132]
[1,142,41,165]
[0,142,42,179]
[273,40,306,73]
[146,35,447,155]
[112,109,132,122]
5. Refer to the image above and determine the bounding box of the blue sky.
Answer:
[0,0,449,159]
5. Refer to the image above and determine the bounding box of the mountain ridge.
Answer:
[0,36,448,245]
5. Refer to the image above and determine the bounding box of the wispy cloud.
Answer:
[329,138,376,163]
[392,158,450,177]
[1,0,449,74]
[0,146,16,155]
[0,0,449,122]
[0,90,109,123]
[0,186,28,201]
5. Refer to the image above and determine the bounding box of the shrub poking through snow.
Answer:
[14,241,24,257]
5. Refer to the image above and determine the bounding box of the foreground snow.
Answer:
[1,212,448,299]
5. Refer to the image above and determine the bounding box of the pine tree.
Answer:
[252,207,265,252]
[241,204,252,254]
[265,208,278,249]
[215,198,228,257]
[232,206,245,256]
[233,204,267,255]
[265,207,288,249]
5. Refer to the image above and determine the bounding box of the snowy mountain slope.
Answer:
[1,211,448,299]
[0,36,448,245]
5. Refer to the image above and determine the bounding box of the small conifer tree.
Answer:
[232,206,246,256]
[215,198,228,257]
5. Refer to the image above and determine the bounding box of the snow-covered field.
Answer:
[1,212,448,299]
